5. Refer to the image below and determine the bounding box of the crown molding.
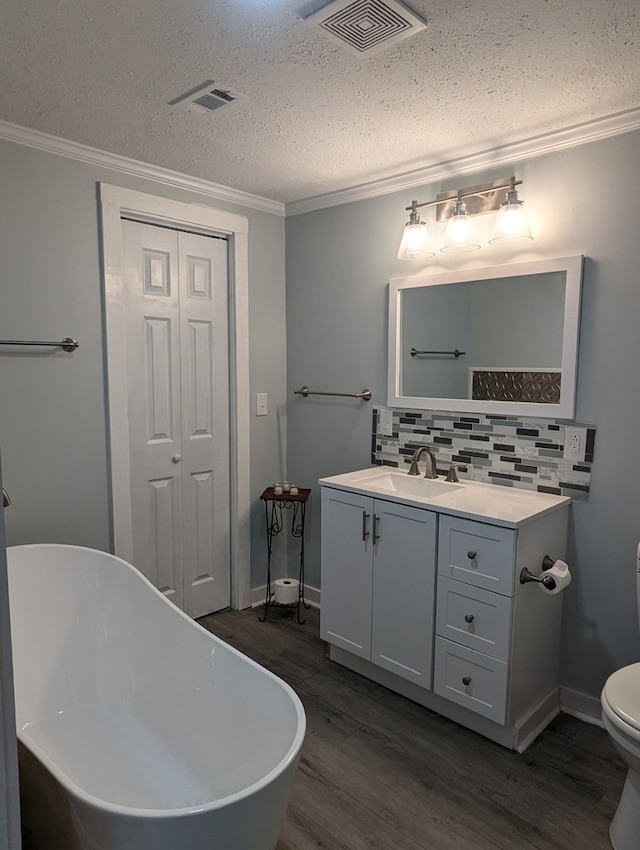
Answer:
[3,106,640,220]
[285,105,640,216]
[0,120,286,217]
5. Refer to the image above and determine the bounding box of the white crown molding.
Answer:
[0,119,286,217]
[4,106,640,220]
[286,105,640,216]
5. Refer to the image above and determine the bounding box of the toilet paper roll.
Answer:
[273,578,299,605]
[538,559,572,595]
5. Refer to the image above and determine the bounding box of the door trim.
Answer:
[99,184,251,610]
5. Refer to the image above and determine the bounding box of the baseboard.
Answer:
[559,686,603,727]
[514,689,561,753]
[250,583,321,609]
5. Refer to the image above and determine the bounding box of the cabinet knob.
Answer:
[464,613,475,624]
[467,550,477,560]
[462,676,472,686]
[171,454,182,464]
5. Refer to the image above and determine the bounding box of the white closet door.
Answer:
[122,221,231,616]
[178,231,230,617]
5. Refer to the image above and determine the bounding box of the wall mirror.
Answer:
[388,256,583,418]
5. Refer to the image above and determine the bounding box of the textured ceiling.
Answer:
[1,0,639,204]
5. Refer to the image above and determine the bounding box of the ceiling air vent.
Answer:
[304,0,427,55]
[170,81,244,114]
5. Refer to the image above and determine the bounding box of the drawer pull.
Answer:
[464,613,475,623]
[462,676,472,686]
[373,514,381,544]
[467,550,477,560]
[362,511,370,542]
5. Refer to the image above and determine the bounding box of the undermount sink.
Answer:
[349,470,462,498]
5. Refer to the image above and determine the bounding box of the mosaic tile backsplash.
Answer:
[372,408,595,500]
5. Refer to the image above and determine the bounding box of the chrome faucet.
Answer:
[407,446,438,478]
[2,488,11,507]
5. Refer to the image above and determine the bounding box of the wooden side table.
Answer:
[259,487,311,623]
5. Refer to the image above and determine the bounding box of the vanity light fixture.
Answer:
[396,203,435,260]
[489,177,533,244]
[440,191,481,253]
[397,176,532,260]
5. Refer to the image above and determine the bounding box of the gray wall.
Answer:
[0,139,286,590]
[286,129,640,698]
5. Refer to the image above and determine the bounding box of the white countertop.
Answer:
[318,466,570,528]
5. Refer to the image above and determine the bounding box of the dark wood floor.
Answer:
[198,605,625,850]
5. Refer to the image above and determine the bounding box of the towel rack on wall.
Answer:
[0,337,79,352]
[294,385,371,401]
[410,347,466,358]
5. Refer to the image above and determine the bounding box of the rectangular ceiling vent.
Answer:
[304,0,427,55]
[170,81,244,114]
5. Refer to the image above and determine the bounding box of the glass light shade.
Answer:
[440,206,481,253]
[397,222,435,260]
[489,199,533,243]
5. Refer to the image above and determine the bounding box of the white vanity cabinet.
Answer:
[319,468,571,752]
[320,487,437,688]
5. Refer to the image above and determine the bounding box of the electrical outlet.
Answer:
[256,392,268,416]
[564,426,586,460]
[378,408,394,436]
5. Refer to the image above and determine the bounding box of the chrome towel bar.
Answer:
[410,347,466,358]
[0,337,79,352]
[294,385,371,401]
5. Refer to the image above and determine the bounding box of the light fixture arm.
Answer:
[404,179,523,213]
[406,200,421,223]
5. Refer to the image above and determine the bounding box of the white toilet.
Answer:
[601,543,640,850]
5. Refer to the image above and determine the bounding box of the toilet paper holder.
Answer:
[519,556,557,590]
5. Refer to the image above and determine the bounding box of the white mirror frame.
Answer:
[388,255,584,419]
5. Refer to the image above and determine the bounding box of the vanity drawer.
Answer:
[434,637,508,724]
[438,516,516,595]
[436,577,512,662]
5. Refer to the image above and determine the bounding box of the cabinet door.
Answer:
[372,500,437,687]
[320,488,374,659]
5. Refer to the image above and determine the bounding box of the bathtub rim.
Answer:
[8,542,306,819]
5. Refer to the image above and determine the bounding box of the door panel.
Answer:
[320,489,374,659]
[179,233,229,617]
[145,317,175,440]
[372,502,437,687]
[124,223,184,608]
[148,477,179,596]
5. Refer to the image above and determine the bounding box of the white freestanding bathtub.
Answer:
[6,543,305,850]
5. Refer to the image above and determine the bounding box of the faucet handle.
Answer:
[445,464,459,483]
